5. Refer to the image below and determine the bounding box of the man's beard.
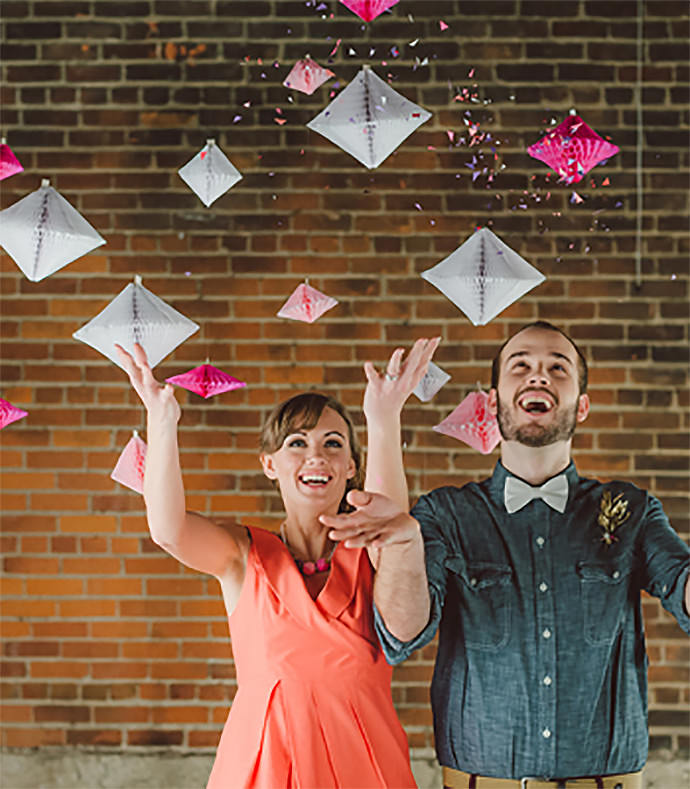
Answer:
[496,394,578,447]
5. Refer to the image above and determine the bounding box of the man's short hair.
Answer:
[490,321,588,394]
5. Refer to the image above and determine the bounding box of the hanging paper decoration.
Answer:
[283,56,335,95]
[433,391,500,455]
[339,0,399,22]
[277,282,338,323]
[111,430,147,494]
[0,398,28,430]
[0,179,106,282]
[73,275,199,370]
[413,360,451,403]
[306,65,431,169]
[0,138,23,181]
[527,114,620,185]
[421,227,545,326]
[166,364,246,399]
[178,139,243,207]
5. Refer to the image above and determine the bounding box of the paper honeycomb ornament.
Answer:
[73,275,199,370]
[178,139,243,207]
[527,114,620,185]
[0,138,23,181]
[413,360,451,402]
[421,227,545,326]
[166,364,246,399]
[433,391,500,455]
[277,282,338,323]
[0,398,28,430]
[0,178,106,282]
[306,65,431,169]
[111,431,147,494]
[283,56,335,95]
[339,0,399,22]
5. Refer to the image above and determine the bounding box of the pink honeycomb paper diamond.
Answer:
[283,57,334,95]
[111,432,147,494]
[166,364,246,399]
[0,398,28,430]
[527,114,619,185]
[277,283,338,324]
[339,0,399,22]
[433,391,500,455]
[0,140,23,181]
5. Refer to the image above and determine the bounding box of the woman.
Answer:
[115,341,434,788]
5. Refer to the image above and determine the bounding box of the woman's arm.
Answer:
[363,337,440,507]
[116,343,248,594]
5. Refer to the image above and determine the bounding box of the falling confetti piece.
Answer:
[439,20,449,30]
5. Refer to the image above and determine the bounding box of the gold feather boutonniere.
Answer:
[597,490,631,546]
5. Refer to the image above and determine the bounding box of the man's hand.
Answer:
[320,489,421,550]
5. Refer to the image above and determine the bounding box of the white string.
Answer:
[635,0,644,288]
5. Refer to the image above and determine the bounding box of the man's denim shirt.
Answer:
[374,461,690,780]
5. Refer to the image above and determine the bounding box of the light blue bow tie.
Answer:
[504,474,569,514]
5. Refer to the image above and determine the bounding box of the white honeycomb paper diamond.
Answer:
[413,360,451,402]
[0,179,106,282]
[307,65,431,169]
[421,228,546,326]
[73,275,199,369]
[178,139,243,207]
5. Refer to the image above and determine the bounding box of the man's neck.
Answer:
[500,439,572,486]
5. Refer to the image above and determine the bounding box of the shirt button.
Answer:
[542,628,552,639]
[536,536,545,547]
[542,728,552,739]
[539,582,548,592]
[470,577,477,587]
[612,570,620,579]
[543,675,552,686]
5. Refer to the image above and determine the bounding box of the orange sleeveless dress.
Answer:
[206,526,416,789]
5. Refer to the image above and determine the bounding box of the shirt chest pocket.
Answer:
[576,560,633,647]
[445,556,512,651]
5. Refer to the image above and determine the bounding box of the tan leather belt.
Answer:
[442,766,643,789]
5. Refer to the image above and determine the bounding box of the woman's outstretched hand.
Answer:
[115,342,181,425]
[363,337,441,424]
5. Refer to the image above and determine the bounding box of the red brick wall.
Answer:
[1,0,688,756]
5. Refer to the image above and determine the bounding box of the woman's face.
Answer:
[260,407,357,514]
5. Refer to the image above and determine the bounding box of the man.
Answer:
[322,322,690,789]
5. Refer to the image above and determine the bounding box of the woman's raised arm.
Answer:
[115,343,248,597]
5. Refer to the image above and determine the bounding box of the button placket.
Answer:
[532,513,556,777]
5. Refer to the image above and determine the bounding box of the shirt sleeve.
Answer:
[637,493,690,634]
[374,490,452,664]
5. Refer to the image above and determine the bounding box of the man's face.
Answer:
[490,327,589,448]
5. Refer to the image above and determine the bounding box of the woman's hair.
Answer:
[260,392,363,512]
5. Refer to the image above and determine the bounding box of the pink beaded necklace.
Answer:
[280,523,334,577]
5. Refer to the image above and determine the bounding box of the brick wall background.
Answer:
[1,0,688,766]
